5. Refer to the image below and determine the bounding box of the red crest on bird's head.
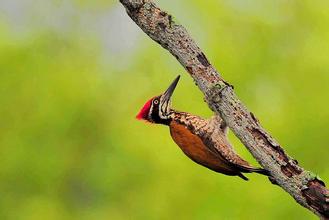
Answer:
[136,97,154,120]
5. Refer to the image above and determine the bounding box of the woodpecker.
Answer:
[136,76,269,180]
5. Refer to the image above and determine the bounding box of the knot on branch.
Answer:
[302,178,329,218]
[204,80,233,113]
[206,81,233,102]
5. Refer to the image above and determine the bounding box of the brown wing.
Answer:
[203,119,267,175]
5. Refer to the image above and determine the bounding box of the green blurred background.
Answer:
[0,0,328,219]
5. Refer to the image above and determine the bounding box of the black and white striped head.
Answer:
[136,75,180,125]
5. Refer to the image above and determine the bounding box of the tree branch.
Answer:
[119,0,329,218]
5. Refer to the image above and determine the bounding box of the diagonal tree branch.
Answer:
[119,0,329,218]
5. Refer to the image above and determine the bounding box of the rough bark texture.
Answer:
[119,0,329,218]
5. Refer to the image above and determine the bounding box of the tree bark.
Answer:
[119,0,329,218]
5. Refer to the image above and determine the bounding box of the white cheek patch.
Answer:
[161,103,167,115]
[160,97,170,114]
[159,102,171,120]
[148,104,153,120]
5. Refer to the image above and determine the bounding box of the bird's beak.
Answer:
[162,75,180,103]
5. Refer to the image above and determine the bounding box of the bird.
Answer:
[136,75,270,180]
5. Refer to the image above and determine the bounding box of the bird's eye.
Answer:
[153,100,159,104]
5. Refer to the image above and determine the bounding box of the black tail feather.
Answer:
[252,168,271,177]
[238,173,249,181]
[233,163,271,177]
[237,166,271,180]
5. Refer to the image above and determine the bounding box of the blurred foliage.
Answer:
[0,0,329,219]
